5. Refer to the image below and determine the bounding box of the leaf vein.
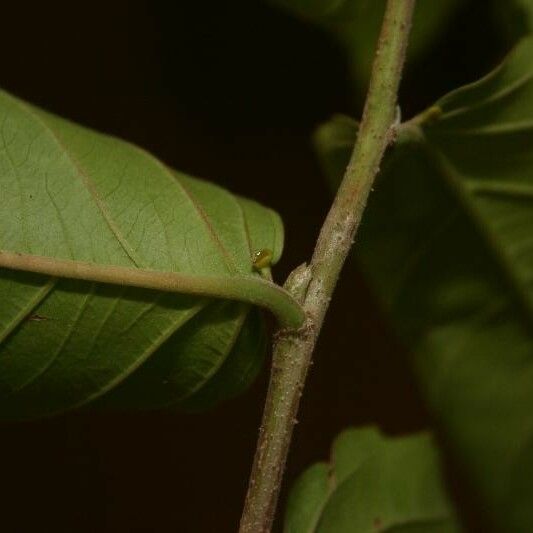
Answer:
[3,92,143,268]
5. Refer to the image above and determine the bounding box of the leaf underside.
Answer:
[0,89,285,419]
[316,38,533,532]
[284,427,460,533]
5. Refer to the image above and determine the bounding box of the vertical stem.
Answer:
[239,1,416,531]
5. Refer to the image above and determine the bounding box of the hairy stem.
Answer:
[239,1,416,531]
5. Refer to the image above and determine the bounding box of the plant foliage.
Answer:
[0,89,292,419]
[316,38,533,532]
[284,427,460,533]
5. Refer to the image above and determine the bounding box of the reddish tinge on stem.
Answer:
[239,1,417,531]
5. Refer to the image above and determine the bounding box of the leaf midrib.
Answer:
[0,250,305,328]
[439,60,533,120]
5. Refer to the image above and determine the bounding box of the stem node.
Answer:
[239,2,416,531]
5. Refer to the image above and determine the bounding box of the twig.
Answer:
[238,1,416,531]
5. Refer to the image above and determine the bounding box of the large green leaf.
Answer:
[0,89,303,419]
[316,38,533,532]
[284,427,460,533]
[268,0,461,89]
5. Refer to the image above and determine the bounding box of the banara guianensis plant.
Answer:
[2,1,533,531]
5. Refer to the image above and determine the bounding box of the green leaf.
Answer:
[268,0,461,89]
[0,89,303,419]
[284,427,460,533]
[316,38,533,532]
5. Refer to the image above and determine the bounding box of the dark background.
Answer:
[0,1,510,532]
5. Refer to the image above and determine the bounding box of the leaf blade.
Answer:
[284,428,460,533]
[0,89,300,418]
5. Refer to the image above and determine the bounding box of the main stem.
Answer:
[239,1,416,531]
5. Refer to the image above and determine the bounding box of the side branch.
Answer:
[239,1,416,531]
